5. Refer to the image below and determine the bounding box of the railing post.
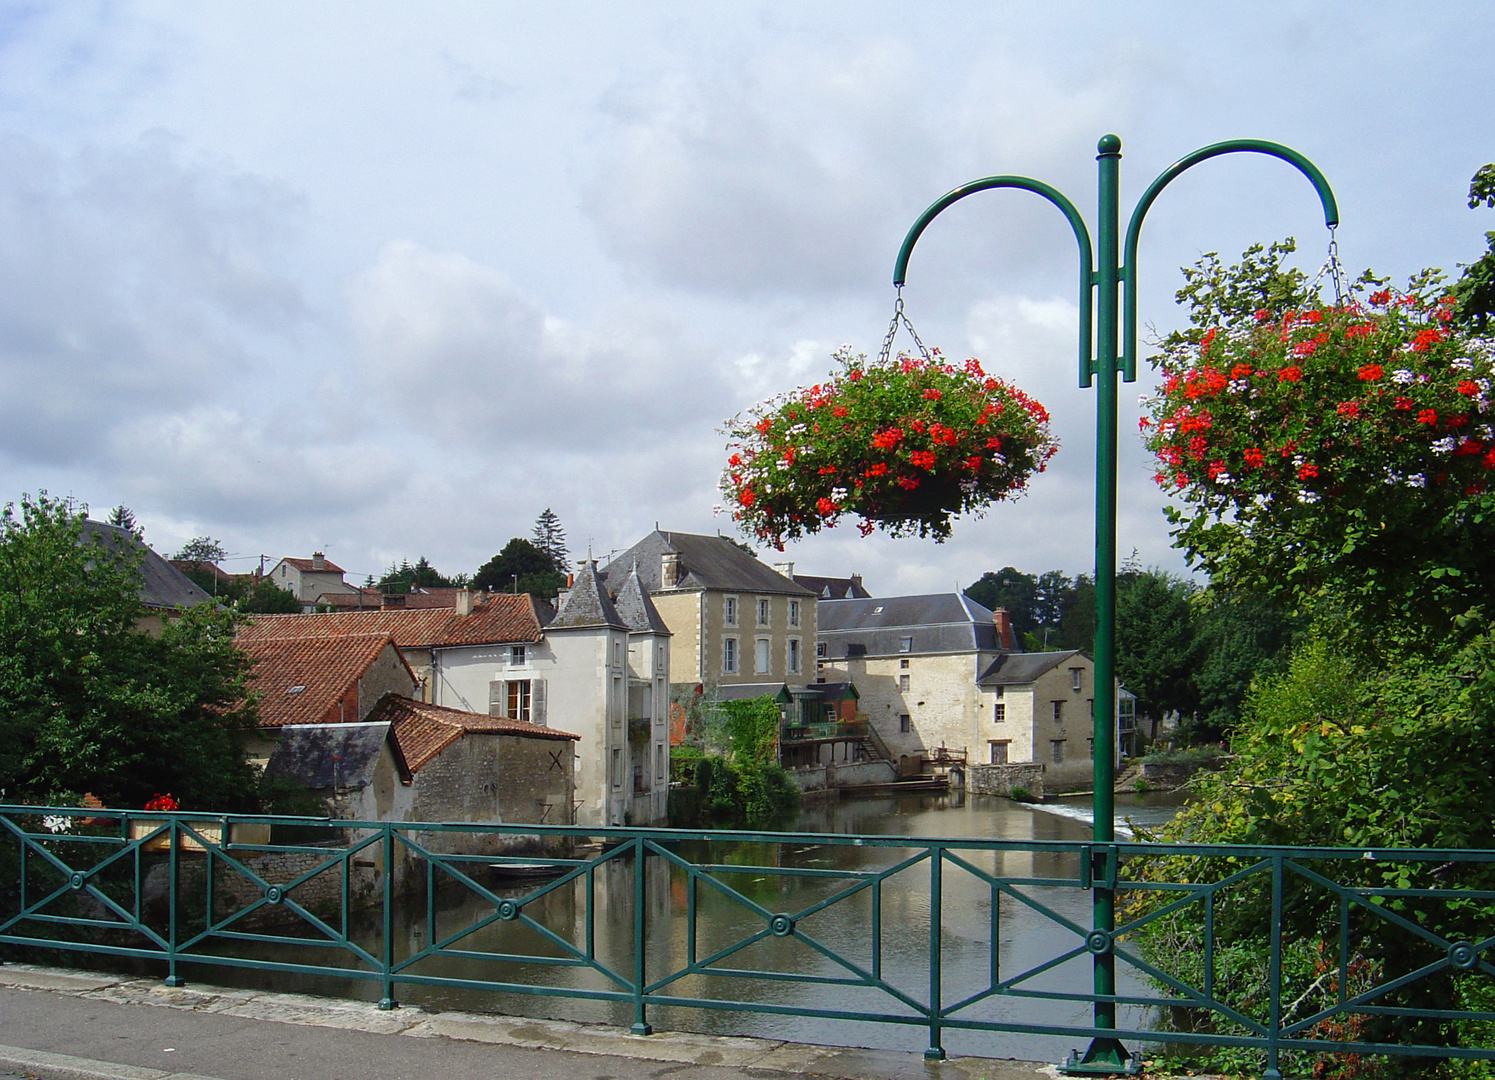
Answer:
[378,823,398,1010]
[1264,855,1285,1080]
[631,833,652,1035]
[925,844,945,1060]
[163,815,185,987]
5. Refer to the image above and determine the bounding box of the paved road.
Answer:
[0,966,1057,1080]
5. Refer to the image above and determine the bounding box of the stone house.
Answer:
[237,632,417,766]
[265,699,578,845]
[266,553,360,605]
[237,578,670,828]
[602,530,816,692]
[81,520,215,635]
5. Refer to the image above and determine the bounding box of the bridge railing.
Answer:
[2,805,1493,1070]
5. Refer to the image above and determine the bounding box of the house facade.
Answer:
[602,531,816,692]
[267,553,360,604]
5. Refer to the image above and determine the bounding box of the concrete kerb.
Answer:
[0,963,1060,1080]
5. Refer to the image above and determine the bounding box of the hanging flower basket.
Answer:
[721,347,1058,547]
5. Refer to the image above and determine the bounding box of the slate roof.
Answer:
[817,593,1003,657]
[602,531,813,597]
[368,695,578,777]
[708,681,790,702]
[265,721,390,790]
[794,574,872,600]
[548,559,625,630]
[976,650,1085,686]
[81,521,216,611]
[611,563,671,635]
[236,592,544,649]
[240,633,410,727]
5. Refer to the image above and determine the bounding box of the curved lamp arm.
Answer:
[1121,139,1340,382]
[894,177,1097,388]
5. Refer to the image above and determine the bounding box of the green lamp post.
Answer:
[893,134,1338,1074]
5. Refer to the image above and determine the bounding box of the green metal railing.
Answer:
[3,806,1494,1076]
[782,721,867,741]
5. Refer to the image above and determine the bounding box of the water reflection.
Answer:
[180,791,1181,1063]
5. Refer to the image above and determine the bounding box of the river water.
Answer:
[182,790,1184,1063]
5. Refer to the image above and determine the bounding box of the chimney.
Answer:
[311,551,325,571]
[772,560,795,578]
[382,593,405,609]
[454,589,475,617]
[661,552,681,589]
[993,607,1016,651]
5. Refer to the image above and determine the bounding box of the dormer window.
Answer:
[898,637,913,653]
[511,645,527,666]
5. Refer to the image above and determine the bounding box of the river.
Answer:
[180,789,1185,1063]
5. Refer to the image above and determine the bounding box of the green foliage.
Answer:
[530,508,568,569]
[1144,244,1495,659]
[105,505,138,534]
[472,538,565,598]
[1114,567,1198,719]
[667,695,798,829]
[1454,164,1495,333]
[378,555,454,594]
[174,536,226,563]
[0,494,261,811]
[236,578,303,613]
[964,566,1039,635]
[719,696,780,764]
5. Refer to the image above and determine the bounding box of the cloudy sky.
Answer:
[2,3,1491,594]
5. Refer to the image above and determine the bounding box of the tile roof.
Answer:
[81,521,216,611]
[611,562,671,635]
[278,556,346,574]
[367,694,578,776]
[602,530,813,597]
[240,633,410,727]
[977,650,1085,686]
[235,592,544,649]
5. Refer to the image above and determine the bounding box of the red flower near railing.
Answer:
[143,794,178,812]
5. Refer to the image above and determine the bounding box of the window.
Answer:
[899,657,910,670]
[787,638,801,674]
[993,703,1006,723]
[724,596,738,625]
[723,637,738,674]
[994,685,1004,698]
[898,674,910,692]
[1070,667,1084,692]
[755,637,770,674]
[508,680,532,722]
[816,641,827,658]
[899,713,911,733]
[1051,739,1065,765]
[989,741,1009,765]
[1052,700,1065,723]
[788,600,800,627]
[613,640,623,668]
[611,748,623,789]
[510,645,527,666]
[757,597,770,626]
[656,743,666,779]
[898,636,913,653]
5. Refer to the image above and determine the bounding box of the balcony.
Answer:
[781,719,867,743]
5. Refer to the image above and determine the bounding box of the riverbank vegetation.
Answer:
[1128,162,1495,1078]
[667,694,799,829]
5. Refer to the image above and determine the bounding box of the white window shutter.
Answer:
[489,680,507,717]
[531,679,547,726]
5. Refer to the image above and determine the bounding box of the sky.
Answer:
[1,2,1492,595]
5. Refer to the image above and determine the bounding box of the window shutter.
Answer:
[531,679,547,726]
[489,680,507,717]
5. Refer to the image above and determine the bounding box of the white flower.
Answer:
[1391,369,1416,384]
[1300,491,1319,504]
[1451,357,1474,371]
[1406,473,1426,487]
[711,504,724,517]
[1432,437,1457,454]
[1212,471,1233,485]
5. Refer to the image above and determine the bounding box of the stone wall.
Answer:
[968,762,1045,799]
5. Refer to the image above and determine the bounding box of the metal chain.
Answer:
[1310,224,1348,306]
[878,287,935,365]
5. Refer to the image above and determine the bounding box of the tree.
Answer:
[531,508,568,571]
[174,536,227,564]
[377,556,453,594]
[236,578,303,614]
[106,505,138,534]
[964,567,1039,636]
[1454,163,1495,332]
[1185,590,1299,741]
[472,538,565,598]
[1113,568,1198,722]
[0,494,260,810]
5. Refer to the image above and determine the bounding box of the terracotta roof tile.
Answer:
[280,556,346,574]
[241,633,410,727]
[366,694,578,775]
[236,592,543,648]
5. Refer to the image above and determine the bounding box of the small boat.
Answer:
[485,861,567,879]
